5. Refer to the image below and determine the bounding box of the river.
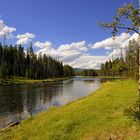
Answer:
[0,77,101,129]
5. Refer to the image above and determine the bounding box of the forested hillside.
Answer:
[0,43,74,81]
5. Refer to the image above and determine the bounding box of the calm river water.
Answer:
[0,77,101,129]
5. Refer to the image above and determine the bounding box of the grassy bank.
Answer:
[0,80,140,140]
[0,77,70,85]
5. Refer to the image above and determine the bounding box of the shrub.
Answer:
[124,97,140,123]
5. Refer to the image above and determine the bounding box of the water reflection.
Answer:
[0,77,101,129]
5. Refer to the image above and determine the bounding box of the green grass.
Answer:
[0,80,140,140]
[0,77,70,84]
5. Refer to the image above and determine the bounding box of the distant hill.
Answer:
[74,68,100,76]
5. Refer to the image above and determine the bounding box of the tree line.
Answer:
[74,69,99,76]
[0,43,74,81]
[100,39,139,79]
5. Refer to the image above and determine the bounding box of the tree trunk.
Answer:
[138,36,140,96]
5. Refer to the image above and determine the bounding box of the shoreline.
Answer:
[0,77,71,85]
[0,76,128,85]
[75,75,129,79]
[0,76,97,131]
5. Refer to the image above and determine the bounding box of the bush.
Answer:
[124,97,140,123]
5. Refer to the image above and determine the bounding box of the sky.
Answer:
[0,0,139,69]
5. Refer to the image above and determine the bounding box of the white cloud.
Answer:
[57,41,87,52]
[36,41,105,69]
[16,33,35,45]
[89,32,139,68]
[35,41,58,58]
[36,40,88,63]
[0,20,16,38]
[91,33,130,50]
[108,49,122,59]
[128,33,139,42]
[57,41,88,62]
[68,55,108,69]
[36,47,58,57]
[35,33,139,69]
[106,33,139,60]
[34,41,52,49]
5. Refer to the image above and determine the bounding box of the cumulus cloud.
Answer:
[57,41,87,52]
[68,55,108,69]
[57,41,88,62]
[35,41,58,58]
[90,32,139,68]
[35,32,139,69]
[34,40,113,69]
[128,33,139,42]
[36,40,88,63]
[108,49,122,59]
[106,33,139,60]
[91,33,131,50]
[16,33,35,45]
[0,20,16,38]
[34,41,52,49]
[36,47,58,57]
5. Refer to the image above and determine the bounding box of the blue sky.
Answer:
[0,0,139,69]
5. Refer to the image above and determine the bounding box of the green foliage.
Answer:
[98,3,140,36]
[0,43,74,82]
[63,65,74,77]
[74,69,99,76]
[125,39,139,79]
[125,97,140,123]
[100,39,139,78]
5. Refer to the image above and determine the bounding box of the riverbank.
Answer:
[0,77,70,85]
[75,75,128,80]
[0,80,139,140]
